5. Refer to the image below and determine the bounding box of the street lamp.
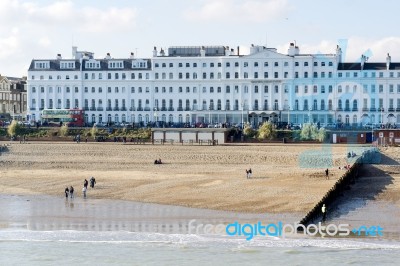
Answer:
[154,107,158,127]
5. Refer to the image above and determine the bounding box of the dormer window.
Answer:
[35,61,50,69]
[108,61,123,69]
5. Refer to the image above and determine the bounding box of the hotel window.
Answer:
[226,72,230,79]
[274,62,278,67]
[202,87,206,93]
[363,84,368,93]
[321,62,326,66]
[210,63,214,67]
[138,73,142,79]
[66,87,70,93]
[179,73,183,79]
[284,72,288,78]
[244,86,249,93]
[75,87,79,93]
[186,63,190,67]
[274,72,278,78]
[345,72,350,78]
[99,87,102,93]
[338,86,342,93]
[202,73,206,79]
[210,73,214,79]
[304,62,309,66]
[178,63,183,67]
[66,75,70,80]
[210,87,214,93]
[179,87,183,93]
[41,87,45,93]
[108,87,111,93]
[244,62,248,67]
[304,86,308,93]
[264,86,268,93]
[321,86,325,93]
[275,86,279,93]
[371,72,376,78]
[328,85,333,93]
[254,72,258,78]
[235,62,239,67]
[353,72,358,78]
[371,85,376,93]
[254,86,259,93]
[379,72,383,78]
[168,87,172,93]
[193,63,197,68]
[321,72,325,78]
[218,62,222,67]
[295,62,299,67]
[353,85,357,93]
[304,72,308,78]
[390,85,394,93]
[115,87,119,93]
[122,73,126,80]
[379,85,383,93]
[235,72,239,78]
[328,72,332,78]
[264,72,269,78]
[295,86,299,93]
[186,87,190,93]
[294,72,298,78]
[313,85,318,93]
[264,62,268,67]
[225,86,230,93]
[284,62,288,67]
[226,62,230,67]
[313,72,318,78]
[32,87,36,93]
[186,73,190,79]
[107,73,111,79]
[314,62,318,67]
[254,62,259,67]
[84,73,88,79]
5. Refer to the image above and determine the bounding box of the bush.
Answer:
[257,121,276,140]
[91,125,99,139]
[300,123,326,142]
[7,121,23,137]
[59,124,69,137]
[243,123,256,138]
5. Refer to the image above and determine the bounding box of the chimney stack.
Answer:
[105,53,111,59]
[153,46,157,57]
[386,53,391,70]
[130,52,134,59]
[56,54,62,60]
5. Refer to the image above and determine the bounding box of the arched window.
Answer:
[313,99,318,110]
[122,114,126,123]
[91,114,96,123]
[304,99,308,110]
[114,114,119,123]
[338,99,342,109]
[99,114,103,123]
[321,100,325,110]
[169,114,173,122]
[108,114,112,123]
[353,115,357,125]
[345,115,350,125]
[178,114,183,123]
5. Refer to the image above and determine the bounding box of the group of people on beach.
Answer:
[154,158,162,164]
[64,177,96,199]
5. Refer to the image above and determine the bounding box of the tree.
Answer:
[7,120,22,137]
[243,123,256,138]
[257,121,276,140]
[300,123,326,142]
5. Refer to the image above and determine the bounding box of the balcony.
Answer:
[185,107,191,111]
[39,107,44,110]
[144,107,150,111]
[396,108,400,112]
[388,107,395,112]
[225,106,230,111]
[344,108,350,112]
[97,107,104,111]
[106,107,112,111]
[137,107,143,111]
[177,107,183,111]
[168,107,174,111]
[84,107,89,111]
[336,108,343,111]
[161,107,167,111]
[370,108,376,112]
[378,107,384,112]
[362,108,369,112]
[113,107,119,111]
[352,108,358,112]
[30,107,36,111]
[129,107,136,111]
[90,107,96,111]
[121,107,127,111]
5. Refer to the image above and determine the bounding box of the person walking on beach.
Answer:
[245,169,249,179]
[325,168,329,180]
[84,179,88,189]
[90,176,96,188]
[69,186,74,198]
[65,187,69,198]
[321,204,327,222]
[248,168,252,178]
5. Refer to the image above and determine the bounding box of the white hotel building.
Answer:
[27,44,400,127]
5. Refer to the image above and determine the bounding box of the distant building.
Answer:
[26,43,400,128]
[0,74,27,121]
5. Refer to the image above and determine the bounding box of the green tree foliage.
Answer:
[300,123,326,142]
[257,121,276,140]
[243,123,256,138]
[7,120,22,136]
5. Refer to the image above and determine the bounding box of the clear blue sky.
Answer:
[1,0,399,77]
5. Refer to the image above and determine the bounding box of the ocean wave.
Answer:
[0,229,399,250]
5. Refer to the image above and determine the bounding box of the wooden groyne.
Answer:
[299,148,379,226]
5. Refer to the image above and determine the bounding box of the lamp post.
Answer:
[154,107,158,127]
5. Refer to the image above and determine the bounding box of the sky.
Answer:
[1,0,400,77]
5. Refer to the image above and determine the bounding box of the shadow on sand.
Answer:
[327,165,394,220]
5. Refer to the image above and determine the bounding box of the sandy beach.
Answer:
[0,141,372,215]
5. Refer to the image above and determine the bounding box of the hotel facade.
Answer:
[27,43,400,127]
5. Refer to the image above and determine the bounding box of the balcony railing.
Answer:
[90,107,96,111]
[370,108,376,112]
[30,107,36,111]
[121,107,127,111]
[396,108,400,112]
[97,107,104,111]
[378,107,384,112]
[144,107,151,111]
[388,107,395,112]
[106,107,112,111]
[137,107,143,111]
[362,108,369,111]
[168,107,174,111]
[129,107,136,111]
[336,108,343,111]
[113,107,119,111]
[185,107,191,111]
[177,107,183,111]
[352,108,358,112]
[344,108,350,112]
[161,107,167,111]
[84,107,89,111]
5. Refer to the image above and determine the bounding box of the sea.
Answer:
[0,194,399,266]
